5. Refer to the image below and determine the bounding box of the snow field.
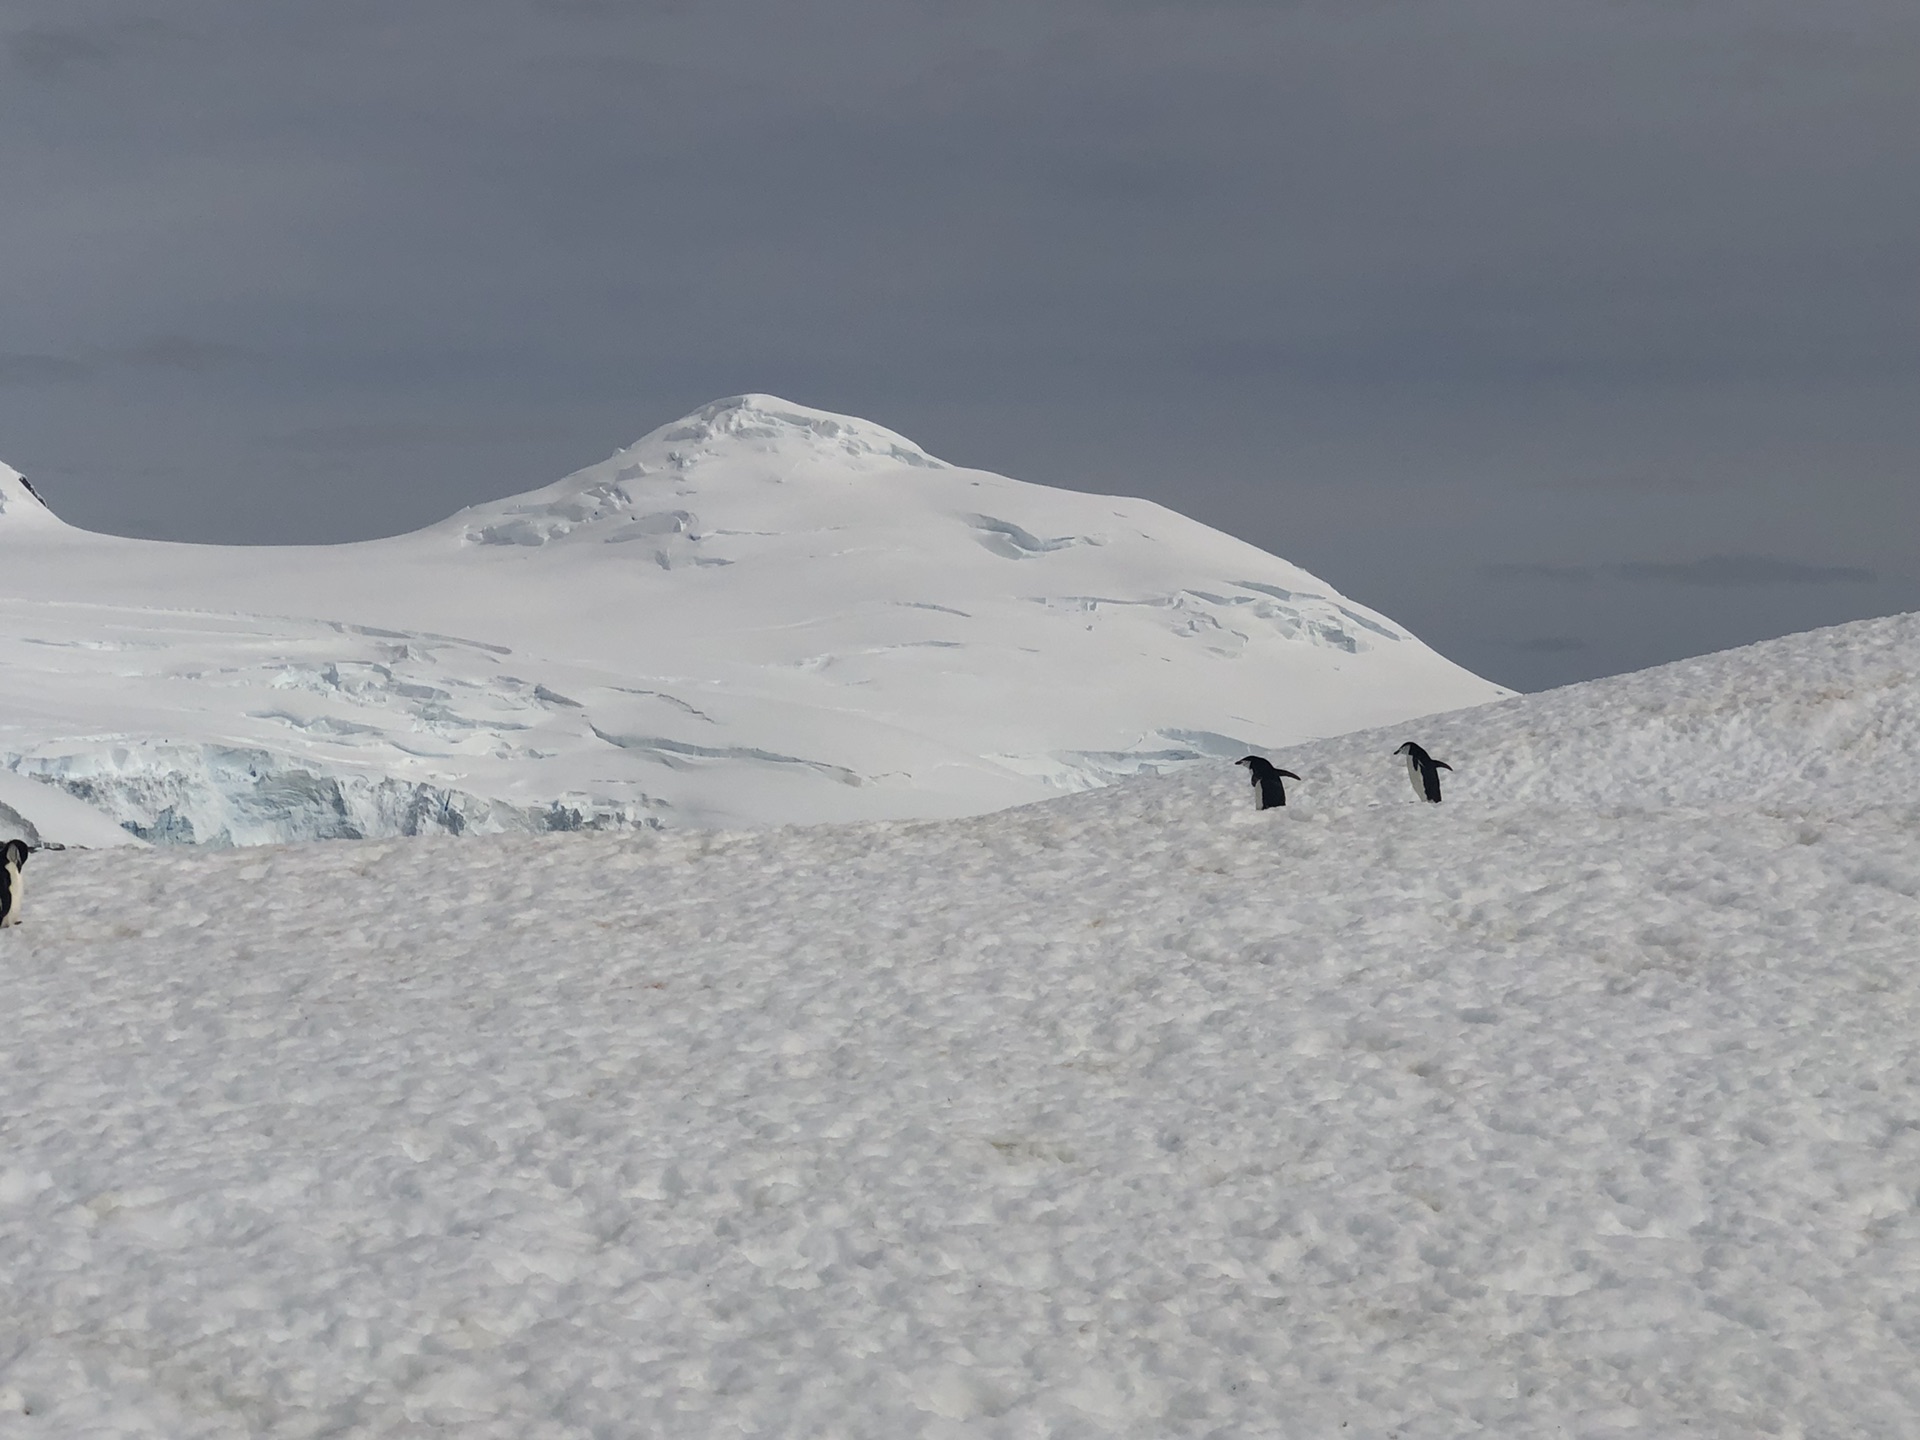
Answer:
[4,691,1920,1437]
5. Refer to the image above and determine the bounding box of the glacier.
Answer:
[0,396,1506,845]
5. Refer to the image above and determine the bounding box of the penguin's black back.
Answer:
[1415,759,1444,803]
[1238,756,1300,809]
[1395,742,1450,802]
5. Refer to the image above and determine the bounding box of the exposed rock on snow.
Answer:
[0,395,1505,844]
[0,461,60,529]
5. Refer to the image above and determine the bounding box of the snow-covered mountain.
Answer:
[0,396,1504,845]
[6,611,1919,1435]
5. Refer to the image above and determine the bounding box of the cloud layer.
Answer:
[1489,556,1876,588]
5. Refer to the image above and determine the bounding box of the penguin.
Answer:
[0,840,27,928]
[1395,742,1452,803]
[1236,756,1302,810]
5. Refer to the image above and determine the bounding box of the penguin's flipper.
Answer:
[1276,769,1301,781]
[1433,760,1452,771]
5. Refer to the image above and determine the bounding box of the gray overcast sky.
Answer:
[3,0,1916,691]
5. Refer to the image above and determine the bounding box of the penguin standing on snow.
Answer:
[1395,742,1452,803]
[0,840,28,928]
[1237,756,1302,810]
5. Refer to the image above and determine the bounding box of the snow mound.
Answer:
[0,398,1506,844]
[4,619,1918,1434]
[454,394,945,549]
[651,392,948,469]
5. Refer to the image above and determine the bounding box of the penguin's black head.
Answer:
[1237,755,1272,775]
[1395,742,1422,758]
[2,840,27,870]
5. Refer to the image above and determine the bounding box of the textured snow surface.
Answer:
[0,396,1503,845]
[3,615,1918,1437]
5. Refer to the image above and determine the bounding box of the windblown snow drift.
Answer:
[0,397,1503,844]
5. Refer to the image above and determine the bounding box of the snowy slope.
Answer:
[0,397,1503,844]
[1254,607,1920,813]
[2,612,1918,1436]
